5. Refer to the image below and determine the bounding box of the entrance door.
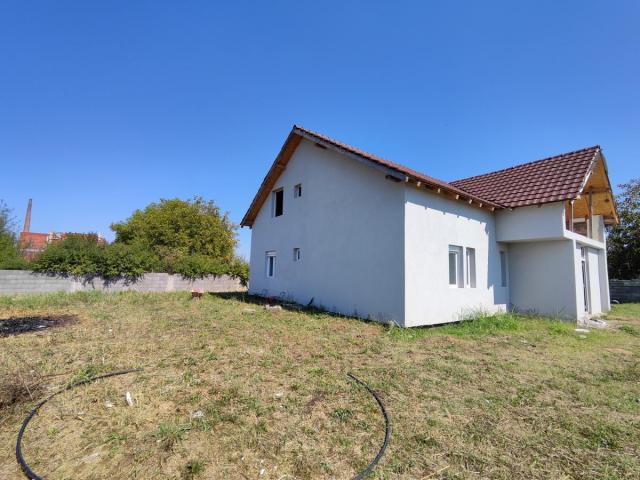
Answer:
[581,247,590,313]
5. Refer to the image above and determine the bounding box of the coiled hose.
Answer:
[16,370,389,479]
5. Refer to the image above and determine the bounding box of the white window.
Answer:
[500,250,507,287]
[294,184,302,198]
[272,189,283,217]
[465,248,476,288]
[293,248,301,261]
[266,251,276,277]
[448,245,463,287]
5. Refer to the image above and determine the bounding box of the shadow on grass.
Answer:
[208,292,378,323]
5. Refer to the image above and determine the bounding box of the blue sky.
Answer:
[1,1,638,258]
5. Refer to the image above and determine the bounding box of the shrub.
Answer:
[29,198,249,283]
[172,254,249,285]
[99,243,161,278]
[32,234,104,276]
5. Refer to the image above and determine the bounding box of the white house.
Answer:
[241,126,619,327]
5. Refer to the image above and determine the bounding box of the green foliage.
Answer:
[0,200,28,270]
[99,242,161,278]
[30,198,248,283]
[618,325,640,337]
[607,179,640,279]
[111,197,236,263]
[31,234,102,275]
[32,234,163,278]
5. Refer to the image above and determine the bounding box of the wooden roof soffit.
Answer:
[574,151,619,225]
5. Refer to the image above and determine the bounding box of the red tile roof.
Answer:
[451,146,601,208]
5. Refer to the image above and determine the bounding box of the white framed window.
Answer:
[465,247,476,288]
[500,250,507,287]
[266,251,276,278]
[293,248,301,261]
[272,188,284,217]
[448,245,463,287]
[294,184,302,198]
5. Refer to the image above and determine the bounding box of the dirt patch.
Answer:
[0,371,44,410]
[0,314,78,337]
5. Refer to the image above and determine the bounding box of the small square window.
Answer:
[266,251,276,277]
[294,184,302,198]
[272,189,283,217]
[293,248,301,261]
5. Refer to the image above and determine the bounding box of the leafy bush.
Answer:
[172,254,249,285]
[32,234,104,276]
[30,198,249,283]
[111,197,236,263]
[98,243,161,278]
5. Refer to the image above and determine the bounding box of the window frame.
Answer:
[465,247,476,288]
[265,251,276,278]
[272,188,284,217]
[448,245,463,288]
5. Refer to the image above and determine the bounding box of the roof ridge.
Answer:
[452,145,601,184]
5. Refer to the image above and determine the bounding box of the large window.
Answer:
[266,251,276,278]
[500,250,507,287]
[448,245,463,287]
[272,189,284,217]
[465,248,476,288]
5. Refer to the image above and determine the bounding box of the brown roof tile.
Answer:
[451,146,600,208]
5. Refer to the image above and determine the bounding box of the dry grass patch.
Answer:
[0,293,639,479]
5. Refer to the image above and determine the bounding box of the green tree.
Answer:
[0,200,27,269]
[607,179,640,279]
[111,197,246,280]
[111,197,236,264]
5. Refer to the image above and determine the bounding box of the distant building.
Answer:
[18,199,105,260]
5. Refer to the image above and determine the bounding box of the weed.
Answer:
[619,324,640,337]
[182,459,206,479]
[155,422,191,451]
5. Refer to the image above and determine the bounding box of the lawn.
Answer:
[0,293,639,479]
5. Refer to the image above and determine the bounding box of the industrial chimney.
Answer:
[23,198,32,233]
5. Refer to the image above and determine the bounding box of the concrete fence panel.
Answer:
[0,270,246,295]
[609,279,640,303]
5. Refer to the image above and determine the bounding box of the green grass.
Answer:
[1,293,639,479]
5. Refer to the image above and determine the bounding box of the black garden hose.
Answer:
[16,369,142,480]
[347,373,391,480]
[16,370,389,480]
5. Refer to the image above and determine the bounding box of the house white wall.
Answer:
[248,139,406,324]
[496,203,565,242]
[508,239,579,319]
[403,187,509,326]
[247,143,611,326]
